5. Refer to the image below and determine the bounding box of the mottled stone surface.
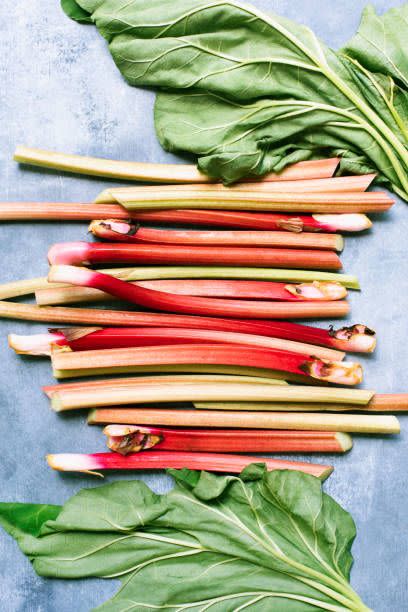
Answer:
[0,1,407,610]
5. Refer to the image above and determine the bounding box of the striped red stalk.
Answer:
[48,242,342,270]
[47,265,348,319]
[8,327,345,361]
[88,221,344,251]
[50,343,363,385]
[46,451,333,479]
[103,424,352,454]
[0,203,372,232]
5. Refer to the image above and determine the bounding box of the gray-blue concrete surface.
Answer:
[0,1,407,610]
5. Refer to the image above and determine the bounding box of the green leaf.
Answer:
[343,4,408,90]
[0,502,61,537]
[71,0,408,196]
[0,468,370,611]
[61,0,93,24]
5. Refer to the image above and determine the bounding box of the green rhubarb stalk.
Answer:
[51,364,307,382]
[50,381,374,411]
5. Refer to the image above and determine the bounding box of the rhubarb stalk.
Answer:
[87,408,400,434]
[95,174,375,203]
[0,300,372,352]
[0,202,372,233]
[127,211,373,232]
[193,398,408,412]
[50,343,362,385]
[89,221,344,251]
[48,265,349,319]
[9,327,345,361]
[14,146,340,183]
[48,242,343,270]
[96,186,393,213]
[42,374,287,397]
[46,451,334,478]
[103,424,352,454]
[100,279,347,301]
[35,266,359,306]
[0,267,359,301]
[47,380,371,411]
[39,278,349,301]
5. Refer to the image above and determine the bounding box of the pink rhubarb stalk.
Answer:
[50,343,363,385]
[96,175,375,201]
[89,221,344,251]
[126,211,373,232]
[103,424,352,454]
[9,327,345,361]
[47,265,349,319]
[0,203,372,232]
[38,279,348,302]
[109,279,347,301]
[46,451,333,479]
[48,242,342,270]
[0,297,374,352]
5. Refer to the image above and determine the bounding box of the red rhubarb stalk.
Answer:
[127,211,373,232]
[0,203,372,232]
[38,279,348,302]
[48,242,342,270]
[103,424,352,454]
[48,265,349,319]
[89,221,344,251]
[46,451,333,478]
[0,299,373,351]
[114,280,347,301]
[50,343,363,385]
[9,327,345,361]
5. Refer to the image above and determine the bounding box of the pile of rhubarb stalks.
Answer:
[2,147,408,479]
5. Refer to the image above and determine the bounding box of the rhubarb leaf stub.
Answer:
[0,467,369,610]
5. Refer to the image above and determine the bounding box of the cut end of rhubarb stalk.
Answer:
[8,332,64,356]
[94,189,115,204]
[89,219,136,238]
[335,432,353,452]
[48,265,95,287]
[284,281,347,301]
[46,453,100,473]
[320,466,334,480]
[103,425,162,455]
[48,242,90,266]
[300,358,363,386]
[329,324,376,353]
[313,214,372,233]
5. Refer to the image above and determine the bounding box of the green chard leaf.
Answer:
[343,4,408,91]
[0,468,370,611]
[61,0,93,23]
[65,0,408,195]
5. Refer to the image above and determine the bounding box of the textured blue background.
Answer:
[0,1,407,610]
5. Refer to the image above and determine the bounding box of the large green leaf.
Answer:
[343,4,408,90]
[67,0,408,195]
[0,468,370,611]
[61,0,93,24]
